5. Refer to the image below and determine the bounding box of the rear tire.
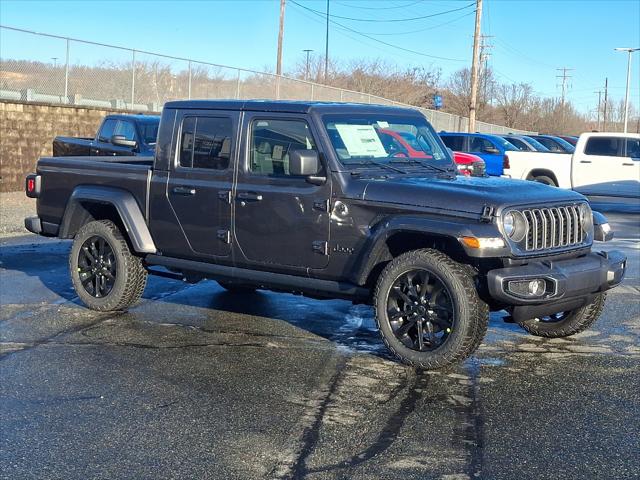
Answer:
[374,249,489,370]
[518,293,606,338]
[70,220,147,311]
[529,174,557,187]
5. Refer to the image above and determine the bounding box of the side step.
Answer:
[144,254,370,301]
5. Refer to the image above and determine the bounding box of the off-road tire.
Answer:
[529,174,557,187]
[374,249,489,370]
[217,281,257,294]
[517,293,606,338]
[70,220,147,311]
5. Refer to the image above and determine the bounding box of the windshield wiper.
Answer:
[389,158,455,175]
[350,159,407,174]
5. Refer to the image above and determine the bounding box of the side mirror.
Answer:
[483,146,500,154]
[111,135,137,149]
[289,149,321,176]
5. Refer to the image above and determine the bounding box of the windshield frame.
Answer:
[320,112,455,172]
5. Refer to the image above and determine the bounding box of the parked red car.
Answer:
[379,129,486,177]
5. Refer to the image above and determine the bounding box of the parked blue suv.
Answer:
[439,132,519,176]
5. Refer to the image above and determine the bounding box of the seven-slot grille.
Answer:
[521,205,584,251]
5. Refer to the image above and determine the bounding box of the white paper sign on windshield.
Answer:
[335,124,387,158]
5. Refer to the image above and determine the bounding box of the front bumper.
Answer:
[487,250,626,322]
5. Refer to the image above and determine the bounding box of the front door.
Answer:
[573,135,640,198]
[234,114,331,270]
[166,111,238,258]
[469,136,503,176]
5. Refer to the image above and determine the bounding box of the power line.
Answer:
[333,0,428,11]
[290,1,475,23]
[347,10,475,36]
[289,1,466,62]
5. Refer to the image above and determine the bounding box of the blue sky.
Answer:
[1,0,639,115]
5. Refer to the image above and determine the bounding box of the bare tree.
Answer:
[495,83,532,128]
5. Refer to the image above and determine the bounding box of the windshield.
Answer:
[491,135,518,151]
[138,121,160,145]
[550,136,576,153]
[521,136,551,152]
[322,114,453,169]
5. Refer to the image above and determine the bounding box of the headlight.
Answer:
[502,211,527,243]
[579,203,593,235]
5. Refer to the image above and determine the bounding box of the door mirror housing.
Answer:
[111,135,137,149]
[289,149,321,176]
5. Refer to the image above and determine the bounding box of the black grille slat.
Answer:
[519,204,584,252]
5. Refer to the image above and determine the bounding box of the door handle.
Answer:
[172,186,196,196]
[237,192,263,202]
[580,160,592,164]
[622,163,634,166]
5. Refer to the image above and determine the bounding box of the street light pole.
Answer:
[303,49,313,81]
[614,47,639,133]
[324,0,330,83]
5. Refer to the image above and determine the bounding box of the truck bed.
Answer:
[35,156,153,229]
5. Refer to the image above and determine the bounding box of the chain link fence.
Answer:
[0,25,533,135]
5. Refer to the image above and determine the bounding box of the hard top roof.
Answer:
[163,99,421,115]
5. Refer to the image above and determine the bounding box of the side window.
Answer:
[98,119,117,142]
[625,138,640,159]
[440,135,464,151]
[114,121,136,141]
[469,137,493,153]
[250,119,317,176]
[584,137,621,157]
[179,116,232,170]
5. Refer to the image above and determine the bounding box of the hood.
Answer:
[353,174,585,216]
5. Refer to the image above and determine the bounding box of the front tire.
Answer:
[517,293,606,338]
[374,249,489,370]
[70,220,147,311]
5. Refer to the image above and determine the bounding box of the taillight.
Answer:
[503,154,510,170]
[25,174,40,198]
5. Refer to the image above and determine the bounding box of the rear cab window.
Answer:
[584,137,622,157]
[440,135,465,151]
[179,116,233,170]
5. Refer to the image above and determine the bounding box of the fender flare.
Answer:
[352,214,505,285]
[59,185,156,254]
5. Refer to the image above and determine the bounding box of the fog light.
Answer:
[507,279,546,298]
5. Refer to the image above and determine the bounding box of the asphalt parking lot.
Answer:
[1,207,638,480]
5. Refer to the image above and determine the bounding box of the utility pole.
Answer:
[303,49,313,81]
[479,35,493,107]
[556,67,573,132]
[324,0,330,83]
[614,47,640,133]
[468,0,483,133]
[603,77,608,131]
[276,0,286,77]
[594,90,602,131]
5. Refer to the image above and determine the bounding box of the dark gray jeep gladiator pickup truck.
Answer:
[53,114,159,157]
[25,100,626,369]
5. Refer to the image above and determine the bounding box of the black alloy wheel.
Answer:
[77,235,117,298]
[387,269,454,352]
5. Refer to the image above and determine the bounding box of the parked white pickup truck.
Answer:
[504,132,640,198]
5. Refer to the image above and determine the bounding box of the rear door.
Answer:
[234,113,331,271]
[572,135,640,198]
[166,110,237,258]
